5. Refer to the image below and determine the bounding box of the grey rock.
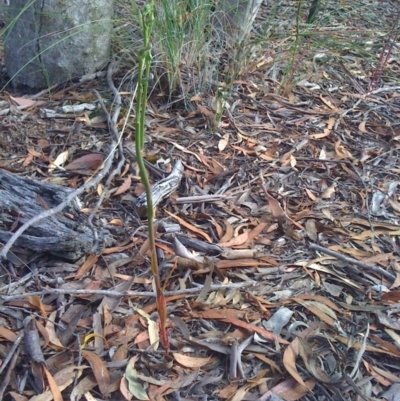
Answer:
[3,0,114,89]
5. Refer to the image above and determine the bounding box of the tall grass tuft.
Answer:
[114,0,261,108]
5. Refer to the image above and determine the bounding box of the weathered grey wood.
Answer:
[135,160,184,211]
[0,170,113,260]
[3,0,114,89]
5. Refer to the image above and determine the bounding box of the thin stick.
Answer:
[309,243,395,282]
[87,88,125,252]
[0,281,256,302]
[175,194,230,203]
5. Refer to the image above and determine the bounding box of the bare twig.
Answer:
[236,335,253,379]
[175,194,231,203]
[88,87,125,252]
[229,340,238,380]
[370,85,400,94]
[309,243,395,282]
[0,281,256,302]
[0,272,34,295]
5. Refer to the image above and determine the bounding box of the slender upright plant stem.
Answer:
[135,1,170,355]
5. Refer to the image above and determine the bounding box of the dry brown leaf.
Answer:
[219,382,238,399]
[0,326,17,341]
[247,222,268,241]
[173,353,212,368]
[231,144,256,156]
[228,383,252,401]
[102,241,137,254]
[266,378,315,401]
[10,96,46,108]
[191,308,260,320]
[112,345,128,361]
[321,185,335,199]
[46,311,64,349]
[190,94,202,102]
[28,148,43,157]
[28,296,48,318]
[120,375,133,401]
[35,320,50,348]
[358,121,368,133]
[23,153,34,166]
[134,331,149,344]
[305,219,318,241]
[295,299,336,326]
[305,262,361,289]
[229,369,268,401]
[75,254,99,279]
[109,219,123,226]
[363,360,393,386]
[210,217,224,239]
[329,245,372,258]
[254,353,283,374]
[114,175,132,196]
[218,318,288,344]
[218,134,230,151]
[8,392,28,401]
[81,350,111,396]
[305,188,317,201]
[319,97,337,111]
[197,104,214,118]
[391,262,400,289]
[219,220,234,243]
[29,366,83,401]
[70,374,97,401]
[283,338,314,391]
[218,232,249,247]
[216,259,276,269]
[335,334,400,358]
[291,294,343,313]
[165,210,212,242]
[65,153,104,171]
[50,151,70,170]
[367,362,400,384]
[351,229,400,241]
[44,367,63,401]
[264,193,284,218]
[210,158,224,174]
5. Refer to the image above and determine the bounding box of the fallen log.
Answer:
[0,169,114,261]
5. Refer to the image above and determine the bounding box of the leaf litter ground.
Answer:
[1,1,400,400]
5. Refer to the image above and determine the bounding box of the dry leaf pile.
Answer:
[1,0,400,400]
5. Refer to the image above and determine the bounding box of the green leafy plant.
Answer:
[135,0,170,356]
